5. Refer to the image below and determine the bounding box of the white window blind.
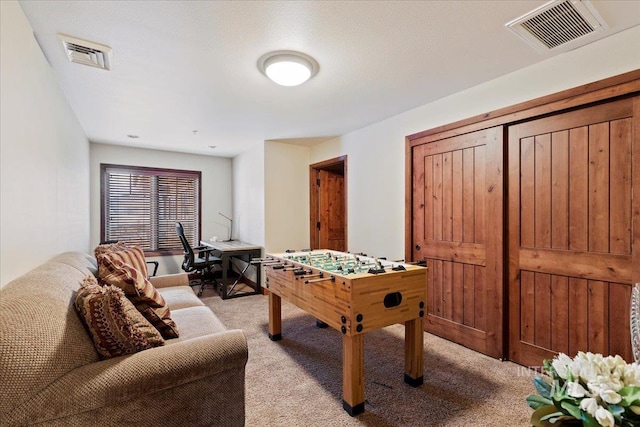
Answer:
[101,164,201,252]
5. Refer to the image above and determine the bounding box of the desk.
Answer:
[200,240,263,299]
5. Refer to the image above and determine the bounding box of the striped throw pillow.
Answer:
[97,254,179,339]
[95,243,148,278]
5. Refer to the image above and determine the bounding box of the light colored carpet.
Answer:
[202,290,534,427]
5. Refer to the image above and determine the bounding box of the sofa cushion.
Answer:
[166,306,228,344]
[158,286,204,310]
[95,243,148,277]
[51,252,99,276]
[97,255,179,339]
[75,276,165,359]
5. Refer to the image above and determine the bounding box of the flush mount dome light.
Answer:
[258,51,319,86]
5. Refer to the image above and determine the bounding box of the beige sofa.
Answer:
[0,252,247,426]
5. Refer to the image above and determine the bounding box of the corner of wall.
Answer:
[1,0,90,286]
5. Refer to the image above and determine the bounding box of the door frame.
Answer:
[310,156,348,250]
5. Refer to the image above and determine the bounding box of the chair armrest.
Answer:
[149,272,190,288]
[11,330,248,425]
[146,260,159,277]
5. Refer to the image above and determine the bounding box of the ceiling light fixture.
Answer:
[258,50,319,87]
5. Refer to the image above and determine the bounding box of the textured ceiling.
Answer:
[18,1,640,157]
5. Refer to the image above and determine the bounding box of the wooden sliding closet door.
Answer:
[508,97,639,367]
[412,126,504,358]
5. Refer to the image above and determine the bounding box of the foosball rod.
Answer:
[304,275,335,284]
[299,272,322,279]
[252,257,280,263]
[262,261,287,267]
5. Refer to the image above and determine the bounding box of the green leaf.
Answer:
[543,359,560,380]
[608,403,624,421]
[527,394,553,410]
[551,380,569,401]
[534,376,552,399]
[531,405,564,427]
[580,411,600,427]
[619,386,640,407]
[540,411,564,422]
[560,400,581,420]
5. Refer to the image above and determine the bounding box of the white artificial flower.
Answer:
[588,381,603,396]
[604,355,618,371]
[613,364,627,380]
[579,397,599,416]
[579,363,599,383]
[600,388,622,404]
[591,353,605,365]
[623,363,640,386]
[594,374,623,392]
[552,353,573,379]
[630,406,640,415]
[608,377,624,392]
[566,381,588,398]
[595,406,615,427]
[611,355,626,370]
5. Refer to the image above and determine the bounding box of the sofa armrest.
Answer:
[7,330,247,425]
[149,272,190,288]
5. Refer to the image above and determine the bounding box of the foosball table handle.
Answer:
[304,275,335,284]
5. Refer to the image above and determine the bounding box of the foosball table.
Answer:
[262,249,427,416]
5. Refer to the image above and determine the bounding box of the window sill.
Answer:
[145,250,183,257]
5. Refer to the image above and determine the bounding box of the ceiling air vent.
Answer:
[506,0,607,52]
[58,34,112,70]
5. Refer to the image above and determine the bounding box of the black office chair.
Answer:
[176,222,222,297]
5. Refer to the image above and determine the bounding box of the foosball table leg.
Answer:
[342,334,365,416]
[404,318,424,387]
[268,292,282,341]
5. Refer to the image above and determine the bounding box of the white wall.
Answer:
[90,143,232,275]
[232,142,265,247]
[310,25,640,262]
[264,141,311,253]
[232,140,311,254]
[0,1,90,286]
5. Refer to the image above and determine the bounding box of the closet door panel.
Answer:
[508,97,638,367]
[412,126,504,358]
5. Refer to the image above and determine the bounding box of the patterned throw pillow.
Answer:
[95,242,148,277]
[74,275,165,360]
[97,254,179,339]
[94,241,128,256]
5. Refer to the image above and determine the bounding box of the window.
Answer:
[101,164,201,254]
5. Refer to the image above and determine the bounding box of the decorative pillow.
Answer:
[97,255,179,339]
[74,275,165,360]
[95,243,148,277]
[94,241,127,257]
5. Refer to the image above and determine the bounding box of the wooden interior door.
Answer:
[310,156,347,251]
[508,97,639,366]
[318,169,345,251]
[411,126,504,358]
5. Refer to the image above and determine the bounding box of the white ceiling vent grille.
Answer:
[506,0,607,52]
[58,34,112,70]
